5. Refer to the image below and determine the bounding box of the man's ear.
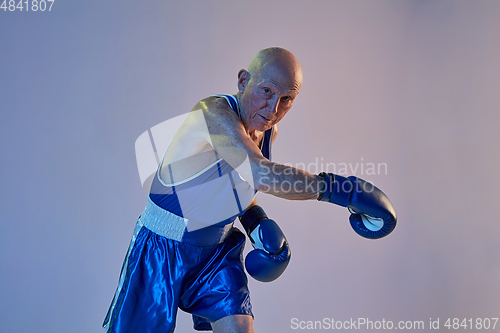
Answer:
[237,69,250,92]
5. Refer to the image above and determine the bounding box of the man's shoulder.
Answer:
[194,95,232,110]
[193,95,240,124]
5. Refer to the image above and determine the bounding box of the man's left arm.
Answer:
[238,125,292,283]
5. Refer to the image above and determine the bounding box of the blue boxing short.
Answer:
[103,211,253,332]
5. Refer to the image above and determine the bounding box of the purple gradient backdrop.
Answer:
[1,1,499,332]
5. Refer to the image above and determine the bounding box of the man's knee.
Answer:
[211,314,254,333]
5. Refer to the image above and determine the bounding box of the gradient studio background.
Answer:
[1,1,499,332]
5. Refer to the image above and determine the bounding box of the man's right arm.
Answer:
[197,98,322,201]
[192,97,396,239]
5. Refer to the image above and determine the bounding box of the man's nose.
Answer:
[266,95,279,114]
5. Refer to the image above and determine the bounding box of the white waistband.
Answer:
[139,197,188,242]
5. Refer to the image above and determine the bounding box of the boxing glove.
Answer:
[318,172,397,239]
[239,205,291,282]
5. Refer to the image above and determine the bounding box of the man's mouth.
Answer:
[258,114,271,122]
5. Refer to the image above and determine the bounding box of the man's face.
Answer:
[238,63,301,132]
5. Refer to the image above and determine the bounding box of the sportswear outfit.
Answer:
[103,95,274,332]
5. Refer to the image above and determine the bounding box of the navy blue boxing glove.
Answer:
[239,205,291,282]
[318,172,397,239]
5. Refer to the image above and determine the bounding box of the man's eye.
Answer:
[263,88,271,94]
[283,96,292,101]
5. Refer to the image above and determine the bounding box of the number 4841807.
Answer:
[444,318,498,330]
[1,0,55,11]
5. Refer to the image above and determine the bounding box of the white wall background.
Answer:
[1,1,499,332]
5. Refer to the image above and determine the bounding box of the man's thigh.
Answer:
[211,314,254,333]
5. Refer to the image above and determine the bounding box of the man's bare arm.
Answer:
[198,98,322,201]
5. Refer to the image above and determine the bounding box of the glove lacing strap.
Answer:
[317,172,332,201]
[317,172,353,207]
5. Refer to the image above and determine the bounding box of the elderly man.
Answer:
[103,47,396,333]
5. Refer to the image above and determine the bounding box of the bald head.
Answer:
[247,47,303,90]
[236,48,302,132]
